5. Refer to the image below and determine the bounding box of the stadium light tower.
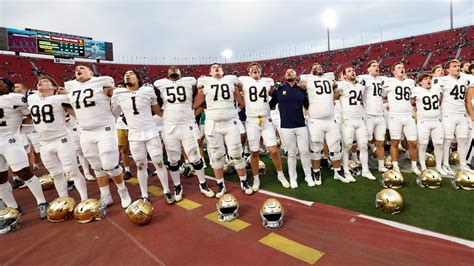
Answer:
[222,49,233,64]
[322,9,337,52]
[449,0,453,30]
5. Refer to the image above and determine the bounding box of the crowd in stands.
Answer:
[0,26,472,87]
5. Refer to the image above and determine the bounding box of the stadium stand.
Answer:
[0,26,472,87]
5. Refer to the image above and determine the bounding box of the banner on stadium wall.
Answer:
[54,58,75,64]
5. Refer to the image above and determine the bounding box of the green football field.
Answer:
[204,155,474,240]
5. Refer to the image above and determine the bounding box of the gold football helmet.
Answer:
[384,156,393,169]
[126,199,154,225]
[375,188,403,214]
[258,160,266,174]
[380,169,404,189]
[417,169,442,189]
[217,194,239,222]
[0,207,20,234]
[74,199,107,223]
[449,151,460,166]
[451,170,474,190]
[47,196,76,222]
[260,198,284,230]
[425,153,436,168]
[348,160,361,176]
[179,162,194,177]
[223,160,235,175]
[39,174,54,191]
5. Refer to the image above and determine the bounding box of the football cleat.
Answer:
[252,177,260,192]
[277,175,290,188]
[290,179,298,189]
[118,187,132,208]
[215,182,226,198]
[344,172,356,183]
[11,179,26,189]
[334,171,351,183]
[100,193,114,206]
[123,171,132,181]
[199,182,215,198]
[174,184,183,202]
[240,180,253,195]
[442,164,454,176]
[362,171,377,181]
[313,171,322,186]
[305,176,316,187]
[163,192,175,204]
[38,202,49,219]
[84,173,96,181]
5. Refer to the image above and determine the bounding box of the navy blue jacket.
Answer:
[269,82,308,128]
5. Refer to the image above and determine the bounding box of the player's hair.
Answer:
[210,63,222,68]
[310,63,321,70]
[122,70,143,87]
[0,77,14,91]
[14,82,29,90]
[366,60,378,70]
[444,59,460,70]
[247,62,262,72]
[460,62,469,69]
[391,62,404,72]
[431,64,443,73]
[37,75,59,88]
[75,64,93,71]
[468,64,474,74]
[342,65,354,75]
[416,73,431,84]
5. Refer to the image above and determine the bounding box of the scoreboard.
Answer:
[36,32,85,57]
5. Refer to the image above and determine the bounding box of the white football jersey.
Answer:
[434,75,470,114]
[239,76,273,118]
[460,72,474,86]
[65,76,116,130]
[0,93,29,138]
[411,86,442,121]
[116,113,128,130]
[197,75,239,121]
[336,81,365,118]
[358,74,385,116]
[154,77,196,124]
[300,74,335,119]
[111,86,158,133]
[382,77,415,114]
[27,94,70,142]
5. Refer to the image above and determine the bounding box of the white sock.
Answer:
[99,185,111,196]
[443,139,452,165]
[155,166,170,193]
[313,168,320,173]
[216,178,224,184]
[70,169,88,201]
[170,170,181,186]
[195,168,206,183]
[378,160,385,169]
[253,174,259,181]
[53,173,69,197]
[342,150,350,173]
[457,137,469,167]
[12,175,20,181]
[0,182,18,208]
[277,170,285,177]
[115,181,126,190]
[411,160,418,169]
[360,148,369,172]
[124,166,130,173]
[137,167,149,198]
[78,154,91,175]
[239,175,247,181]
[418,144,427,170]
[24,176,46,204]
[351,152,358,160]
[393,161,399,170]
[434,143,443,169]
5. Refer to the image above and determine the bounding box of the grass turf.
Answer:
[204,156,474,240]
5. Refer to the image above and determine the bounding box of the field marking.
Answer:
[107,217,166,265]
[259,233,324,264]
[125,177,139,184]
[176,198,202,210]
[204,211,250,232]
[358,214,474,249]
[148,185,163,196]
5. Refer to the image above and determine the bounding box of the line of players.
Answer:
[0,59,473,220]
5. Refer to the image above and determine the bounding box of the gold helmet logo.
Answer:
[417,169,442,189]
[74,199,107,223]
[380,169,404,189]
[449,151,460,166]
[452,170,474,190]
[39,174,54,191]
[47,196,76,222]
[0,207,21,234]
[260,198,284,230]
[375,188,403,214]
[216,194,239,222]
[425,153,436,168]
[126,199,154,225]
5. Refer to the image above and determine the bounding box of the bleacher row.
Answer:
[0,26,472,88]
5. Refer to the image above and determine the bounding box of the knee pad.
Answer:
[151,156,165,169]
[330,150,342,161]
[359,144,368,152]
[106,165,123,177]
[309,149,322,160]
[168,162,180,172]
[135,160,147,171]
[191,158,204,170]
[232,157,246,170]
[210,157,225,169]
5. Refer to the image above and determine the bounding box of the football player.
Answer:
[434,59,473,173]
[194,63,252,198]
[239,63,290,191]
[0,77,48,218]
[270,69,313,188]
[65,65,131,208]
[154,66,215,200]
[382,62,420,175]
[431,65,444,78]
[27,76,88,200]
[336,66,376,181]
[410,73,445,173]
[112,70,174,204]
[300,64,346,185]
[358,60,388,172]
